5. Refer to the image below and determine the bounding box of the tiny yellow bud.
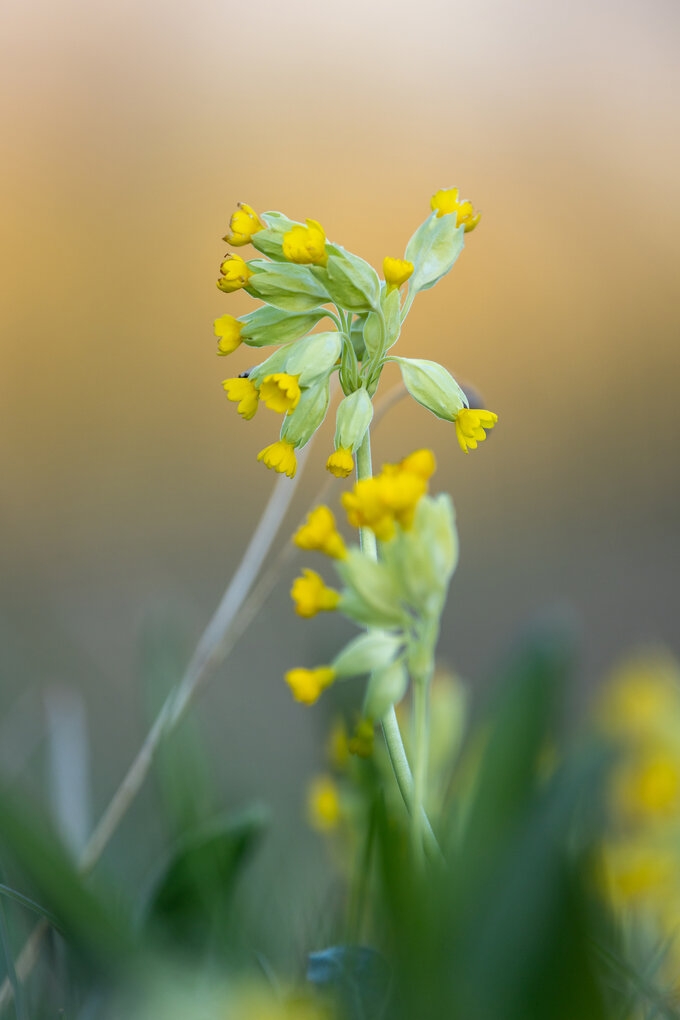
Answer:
[285,666,336,705]
[291,569,340,618]
[326,447,354,478]
[257,439,297,477]
[294,506,347,559]
[348,718,374,758]
[454,408,498,453]
[217,254,253,293]
[222,377,259,420]
[431,187,481,232]
[306,775,341,831]
[214,313,243,356]
[259,373,301,414]
[383,256,414,292]
[223,202,264,247]
[282,219,328,267]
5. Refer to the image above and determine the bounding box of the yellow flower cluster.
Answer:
[341,448,436,541]
[431,187,482,232]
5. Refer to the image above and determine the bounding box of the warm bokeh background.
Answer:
[1,0,679,889]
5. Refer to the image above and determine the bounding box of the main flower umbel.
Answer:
[213,189,496,477]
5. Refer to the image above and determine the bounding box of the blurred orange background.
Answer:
[1,0,679,874]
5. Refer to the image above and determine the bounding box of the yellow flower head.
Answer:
[291,569,340,618]
[217,253,253,293]
[612,746,680,821]
[327,718,350,770]
[455,408,498,453]
[348,718,374,758]
[282,219,328,267]
[223,202,264,247]
[378,470,427,531]
[257,439,297,477]
[285,666,336,705]
[342,477,395,541]
[326,447,354,478]
[294,506,347,559]
[222,376,259,420]
[214,313,243,356]
[306,775,341,832]
[601,841,676,909]
[598,652,680,741]
[396,448,436,481]
[430,187,482,232]
[259,373,301,414]
[383,256,414,292]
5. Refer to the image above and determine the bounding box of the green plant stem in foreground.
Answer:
[354,432,442,864]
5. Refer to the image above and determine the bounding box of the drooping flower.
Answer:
[257,439,297,477]
[454,408,498,453]
[282,219,328,267]
[291,569,340,618]
[259,373,301,414]
[285,666,336,705]
[306,775,341,831]
[214,313,243,356]
[383,256,414,292]
[430,187,481,232]
[223,202,264,247]
[326,447,354,478]
[222,377,259,420]
[294,506,347,559]
[217,254,253,293]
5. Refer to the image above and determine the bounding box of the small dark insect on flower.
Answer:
[238,369,251,379]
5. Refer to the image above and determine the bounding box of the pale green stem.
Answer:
[354,432,442,863]
[412,674,430,866]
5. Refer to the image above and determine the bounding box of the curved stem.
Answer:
[354,432,441,864]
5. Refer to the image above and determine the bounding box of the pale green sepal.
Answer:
[260,211,298,234]
[336,550,407,628]
[405,210,465,293]
[250,229,288,262]
[363,312,381,359]
[381,287,402,349]
[334,388,374,453]
[363,659,409,719]
[392,357,468,422]
[241,305,327,347]
[321,252,380,313]
[339,334,359,393]
[286,331,342,385]
[332,631,403,680]
[280,378,330,449]
[246,260,329,312]
[249,343,295,387]
[380,494,458,616]
[350,314,367,360]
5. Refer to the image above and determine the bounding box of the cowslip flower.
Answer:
[383,256,414,293]
[223,377,259,420]
[326,447,354,478]
[291,569,340,618]
[214,313,243,356]
[341,457,429,539]
[454,408,498,453]
[257,439,297,477]
[431,187,481,232]
[282,219,328,267]
[394,448,436,481]
[306,775,341,831]
[285,666,336,705]
[294,506,347,559]
[342,477,395,541]
[217,254,253,293]
[259,373,301,414]
[612,748,680,821]
[378,470,428,531]
[223,202,264,247]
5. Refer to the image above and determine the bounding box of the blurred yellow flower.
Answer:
[394,448,437,481]
[285,666,336,705]
[223,202,264,246]
[601,840,676,908]
[431,187,481,232]
[342,477,395,541]
[307,775,341,831]
[612,746,680,821]
[598,651,680,741]
[455,408,498,453]
[282,219,328,267]
[348,718,374,758]
[257,439,297,477]
[214,313,243,356]
[326,447,354,478]
[342,459,428,539]
[327,718,350,770]
[259,373,301,414]
[217,253,253,293]
[383,256,414,292]
[222,377,259,420]
[294,506,347,559]
[291,569,340,618]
